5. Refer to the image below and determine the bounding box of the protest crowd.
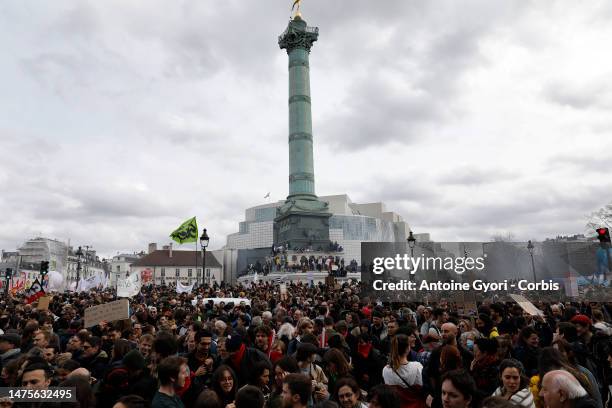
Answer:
[0,280,612,408]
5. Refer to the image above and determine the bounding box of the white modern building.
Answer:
[226,194,428,265]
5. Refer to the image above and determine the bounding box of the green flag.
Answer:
[170,216,198,244]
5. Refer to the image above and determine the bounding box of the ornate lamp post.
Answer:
[75,246,83,285]
[407,231,416,258]
[200,229,210,286]
[527,240,536,283]
[407,231,417,280]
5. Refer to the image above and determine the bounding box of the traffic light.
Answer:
[596,227,611,243]
[40,261,49,274]
[5,268,12,279]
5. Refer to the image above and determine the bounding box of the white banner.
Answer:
[117,272,141,298]
[92,271,109,290]
[192,297,251,306]
[176,281,194,294]
[78,275,97,292]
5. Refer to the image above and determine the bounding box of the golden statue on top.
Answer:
[292,0,302,18]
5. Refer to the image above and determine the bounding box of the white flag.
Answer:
[100,271,110,289]
[176,281,194,294]
[78,275,97,292]
[118,272,141,298]
[92,273,102,290]
[46,271,64,292]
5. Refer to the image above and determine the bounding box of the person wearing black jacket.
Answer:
[351,333,385,392]
[512,327,540,378]
[0,333,22,373]
[222,331,269,386]
[124,349,158,403]
[79,335,109,381]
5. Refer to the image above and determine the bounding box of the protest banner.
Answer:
[193,298,251,306]
[176,281,194,294]
[84,299,130,328]
[117,272,141,298]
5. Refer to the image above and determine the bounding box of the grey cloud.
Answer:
[357,176,443,203]
[545,154,612,173]
[543,79,612,110]
[318,75,446,150]
[313,2,530,151]
[383,180,611,241]
[51,2,100,40]
[1,180,181,221]
[438,166,517,186]
[115,2,288,81]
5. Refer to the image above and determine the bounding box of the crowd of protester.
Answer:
[250,254,357,276]
[0,280,611,408]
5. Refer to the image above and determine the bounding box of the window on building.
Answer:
[206,268,210,277]
[197,268,202,277]
[188,269,192,277]
[116,265,120,272]
[175,268,180,277]
[161,269,165,277]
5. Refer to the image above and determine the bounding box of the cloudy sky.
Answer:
[1,0,611,258]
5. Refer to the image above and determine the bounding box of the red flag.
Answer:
[26,278,45,304]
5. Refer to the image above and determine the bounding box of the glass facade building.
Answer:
[226,195,412,264]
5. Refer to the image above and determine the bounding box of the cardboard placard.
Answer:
[84,299,130,328]
[37,296,52,311]
[510,294,544,316]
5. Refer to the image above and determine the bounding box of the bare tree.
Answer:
[585,202,612,231]
[491,232,516,242]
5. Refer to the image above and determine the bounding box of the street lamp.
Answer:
[527,240,536,283]
[75,246,83,286]
[200,229,210,286]
[407,231,416,280]
[407,231,416,257]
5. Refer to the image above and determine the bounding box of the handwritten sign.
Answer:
[84,299,130,328]
[509,294,544,316]
[37,296,52,311]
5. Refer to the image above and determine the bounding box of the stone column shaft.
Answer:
[288,47,315,198]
